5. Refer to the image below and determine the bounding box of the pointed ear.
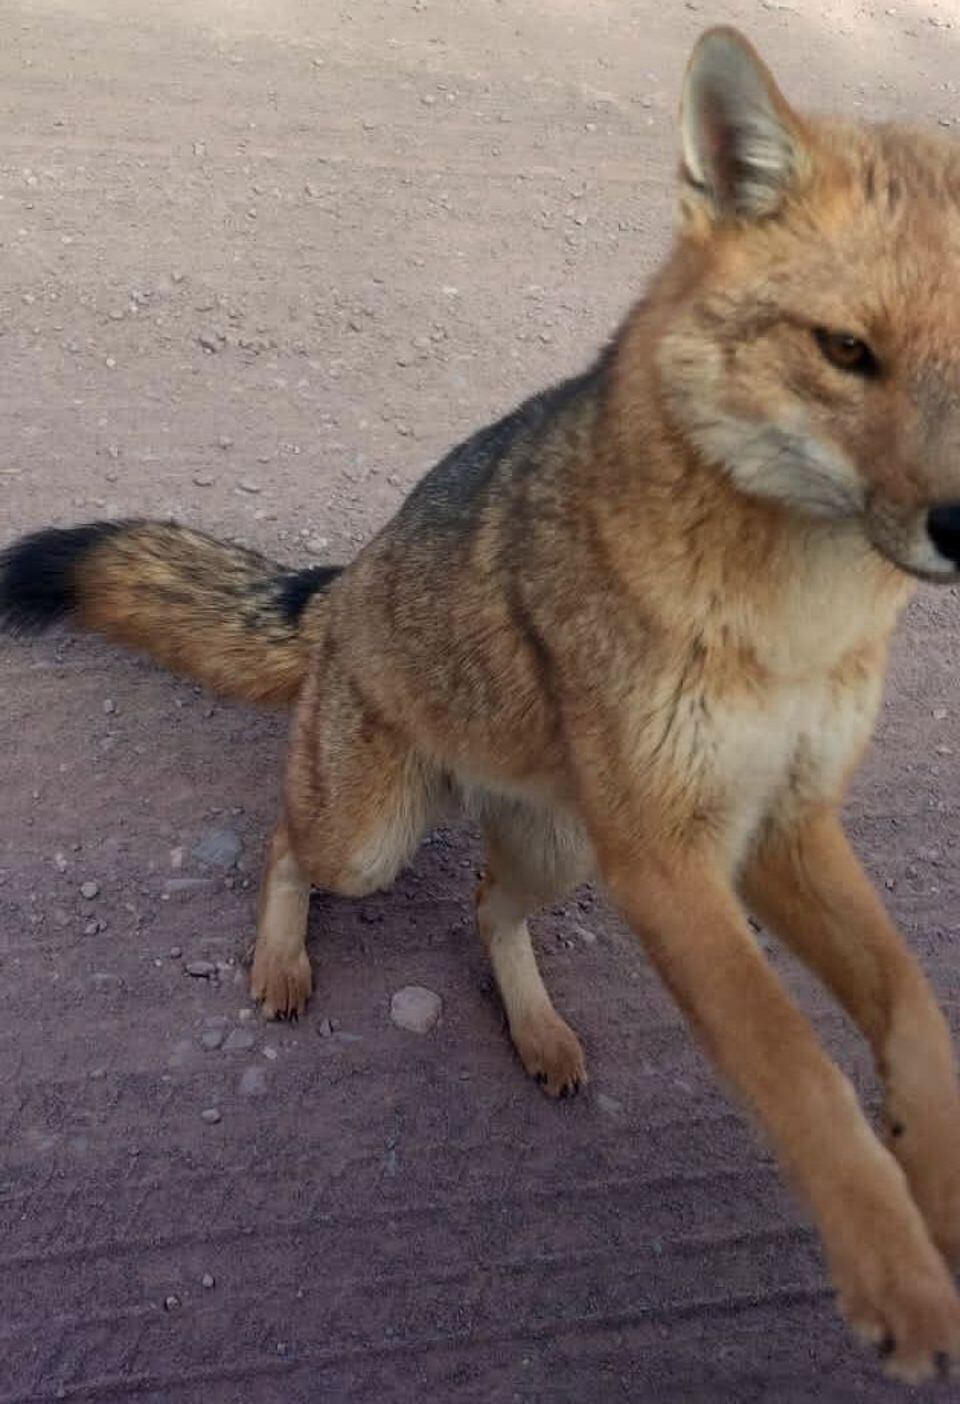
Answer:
[680,27,807,222]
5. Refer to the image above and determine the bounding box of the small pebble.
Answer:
[318,1017,334,1038]
[201,1107,222,1124]
[168,946,183,959]
[263,1045,278,1061]
[186,960,216,978]
[201,1272,216,1290]
[200,1028,226,1051]
[237,480,261,495]
[163,1294,181,1312]
[80,881,100,900]
[102,698,116,715]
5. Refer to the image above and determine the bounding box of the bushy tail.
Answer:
[0,520,342,705]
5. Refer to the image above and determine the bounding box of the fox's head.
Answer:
[656,26,960,582]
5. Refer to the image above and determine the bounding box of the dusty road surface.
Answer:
[4,1,960,1400]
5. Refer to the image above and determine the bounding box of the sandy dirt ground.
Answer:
[3,0,960,1399]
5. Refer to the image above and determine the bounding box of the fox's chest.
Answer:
[647,561,905,868]
[640,642,887,871]
[710,672,882,865]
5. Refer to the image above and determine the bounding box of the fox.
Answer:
[6,24,960,1380]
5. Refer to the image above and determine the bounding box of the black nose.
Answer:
[927,503,960,566]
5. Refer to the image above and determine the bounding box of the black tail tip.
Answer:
[0,522,122,632]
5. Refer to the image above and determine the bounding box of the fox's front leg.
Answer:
[589,825,960,1381]
[741,809,960,1266]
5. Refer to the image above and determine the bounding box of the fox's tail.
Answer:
[0,520,342,705]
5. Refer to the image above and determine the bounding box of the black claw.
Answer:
[935,1350,951,1379]
[890,1121,905,1139]
[878,1334,896,1359]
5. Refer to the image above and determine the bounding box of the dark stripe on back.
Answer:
[396,355,610,535]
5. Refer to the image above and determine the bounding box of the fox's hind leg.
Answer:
[251,659,443,1019]
[251,820,313,1018]
[475,801,591,1097]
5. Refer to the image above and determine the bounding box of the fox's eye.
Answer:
[814,328,879,378]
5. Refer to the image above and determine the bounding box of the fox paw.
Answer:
[250,945,313,1020]
[836,1234,960,1382]
[512,1011,587,1098]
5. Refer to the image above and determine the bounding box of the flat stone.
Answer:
[163,877,215,897]
[595,1092,623,1115]
[192,828,243,869]
[239,1064,268,1097]
[223,1027,256,1053]
[390,985,442,1035]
